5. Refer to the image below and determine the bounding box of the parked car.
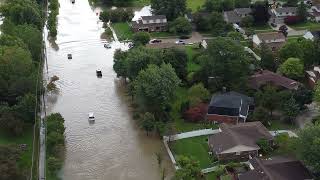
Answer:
[88,112,95,121]
[270,23,277,27]
[279,25,288,32]
[104,43,111,49]
[150,39,162,43]
[67,54,72,59]
[128,42,134,49]
[96,69,102,77]
[175,40,185,45]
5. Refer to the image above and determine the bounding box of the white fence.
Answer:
[163,128,220,141]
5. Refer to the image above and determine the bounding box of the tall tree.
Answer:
[196,37,250,90]
[278,58,304,80]
[279,41,304,62]
[293,123,320,173]
[140,112,156,135]
[255,85,279,117]
[260,44,276,71]
[297,2,308,22]
[169,17,192,35]
[251,1,270,25]
[151,0,186,20]
[133,64,180,117]
[132,32,150,46]
[281,96,300,124]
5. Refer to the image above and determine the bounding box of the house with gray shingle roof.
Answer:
[238,156,314,180]
[208,121,273,161]
[224,8,252,24]
[131,15,168,32]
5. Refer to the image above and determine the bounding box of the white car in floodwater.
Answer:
[88,112,95,121]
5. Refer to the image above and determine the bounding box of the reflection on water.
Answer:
[132,5,152,21]
[45,0,173,179]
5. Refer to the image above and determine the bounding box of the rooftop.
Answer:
[239,156,314,180]
[248,70,299,90]
[208,122,273,154]
[141,15,166,20]
[256,32,286,41]
[274,7,297,13]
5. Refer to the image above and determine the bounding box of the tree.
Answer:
[47,156,62,172]
[314,82,320,105]
[260,44,276,71]
[0,145,24,180]
[299,39,317,67]
[281,96,300,124]
[222,0,235,10]
[251,106,270,126]
[235,0,250,8]
[285,0,298,6]
[293,85,313,109]
[251,1,270,25]
[204,0,223,12]
[133,64,180,117]
[169,17,192,35]
[209,12,230,36]
[193,13,211,31]
[297,3,308,22]
[196,38,250,90]
[161,48,188,80]
[279,41,304,62]
[255,85,279,117]
[240,15,254,27]
[132,32,150,46]
[0,0,43,29]
[151,0,186,20]
[13,94,36,123]
[257,138,273,154]
[113,49,128,79]
[293,123,320,173]
[188,83,210,106]
[278,58,304,80]
[227,31,244,41]
[140,112,156,135]
[174,156,202,180]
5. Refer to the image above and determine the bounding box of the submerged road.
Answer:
[44,0,173,179]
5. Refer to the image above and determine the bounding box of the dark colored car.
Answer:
[270,23,277,27]
[150,39,162,43]
[179,35,190,39]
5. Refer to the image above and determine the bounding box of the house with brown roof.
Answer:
[207,91,254,124]
[208,122,273,161]
[131,15,168,32]
[252,32,286,51]
[306,66,320,89]
[238,156,314,180]
[248,70,300,90]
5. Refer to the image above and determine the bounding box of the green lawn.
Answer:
[0,124,36,174]
[170,135,214,168]
[187,0,206,12]
[112,22,134,41]
[171,87,218,133]
[206,172,218,180]
[290,21,320,31]
[268,119,296,131]
[185,46,201,73]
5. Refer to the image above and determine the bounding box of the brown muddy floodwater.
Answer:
[45,0,173,179]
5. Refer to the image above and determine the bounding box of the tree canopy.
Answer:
[169,17,192,35]
[278,58,304,80]
[151,0,187,20]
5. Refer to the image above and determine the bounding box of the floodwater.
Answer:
[45,0,173,179]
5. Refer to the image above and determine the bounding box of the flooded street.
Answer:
[45,0,173,179]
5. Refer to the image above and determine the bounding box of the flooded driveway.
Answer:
[45,0,173,179]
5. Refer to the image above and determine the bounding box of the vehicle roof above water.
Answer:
[88,112,94,117]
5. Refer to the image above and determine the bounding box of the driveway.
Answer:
[271,23,307,37]
[147,31,203,48]
[295,102,319,128]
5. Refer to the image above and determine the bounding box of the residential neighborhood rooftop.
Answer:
[208,122,273,154]
[248,70,300,90]
[239,156,314,180]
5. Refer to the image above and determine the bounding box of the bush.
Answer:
[99,9,133,23]
[169,17,192,35]
[132,32,150,45]
[256,138,272,155]
[183,103,207,122]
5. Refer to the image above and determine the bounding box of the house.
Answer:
[303,30,320,40]
[270,7,298,24]
[131,15,168,32]
[252,32,286,51]
[248,70,300,90]
[306,66,320,88]
[238,156,314,180]
[309,4,320,22]
[224,8,252,24]
[208,122,274,161]
[207,91,254,124]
